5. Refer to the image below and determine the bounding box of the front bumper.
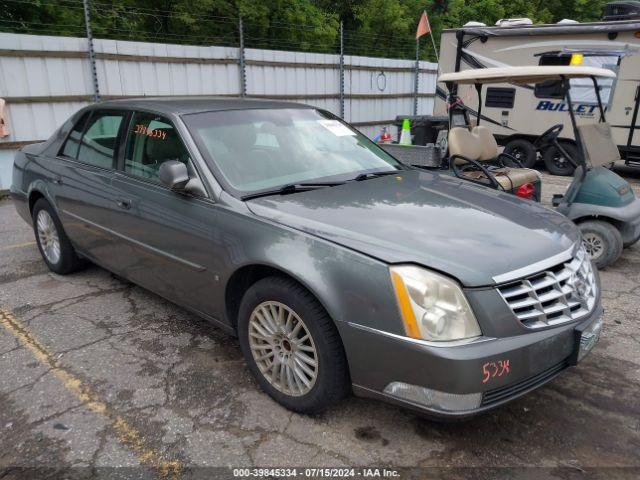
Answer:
[618,198,640,244]
[342,304,603,419]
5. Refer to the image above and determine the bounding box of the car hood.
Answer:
[246,170,579,287]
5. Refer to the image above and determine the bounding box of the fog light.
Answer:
[383,382,482,412]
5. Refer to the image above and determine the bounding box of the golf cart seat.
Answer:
[448,126,540,190]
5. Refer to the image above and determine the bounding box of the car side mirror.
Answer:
[159,160,189,190]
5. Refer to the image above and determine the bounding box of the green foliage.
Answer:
[0,0,614,60]
[443,0,611,26]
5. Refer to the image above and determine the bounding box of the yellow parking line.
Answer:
[0,309,183,479]
[0,241,37,252]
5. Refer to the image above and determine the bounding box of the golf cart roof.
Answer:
[438,66,616,85]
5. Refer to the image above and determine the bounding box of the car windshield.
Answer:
[182,108,403,195]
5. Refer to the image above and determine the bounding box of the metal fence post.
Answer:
[238,16,247,97]
[413,38,419,116]
[339,21,345,119]
[82,0,100,102]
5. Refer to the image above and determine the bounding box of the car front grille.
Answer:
[497,245,597,329]
[481,361,567,407]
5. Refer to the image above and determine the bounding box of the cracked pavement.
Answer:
[1,166,640,478]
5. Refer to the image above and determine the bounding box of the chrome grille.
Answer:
[497,245,597,328]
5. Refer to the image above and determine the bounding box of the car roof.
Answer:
[438,66,617,85]
[94,96,314,116]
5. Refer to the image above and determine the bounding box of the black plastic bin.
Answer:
[394,115,449,146]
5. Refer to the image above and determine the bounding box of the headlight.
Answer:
[390,265,481,342]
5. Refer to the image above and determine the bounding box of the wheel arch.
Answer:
[28,189,46,216]
[224,262,337,336]
[27,181,56,217]
[573,214,624,230]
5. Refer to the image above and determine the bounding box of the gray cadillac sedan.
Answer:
[10,98,603,418]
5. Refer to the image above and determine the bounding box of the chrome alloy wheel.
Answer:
[583,233,604,262]
[36,210,61,265]
[248,301,318,396]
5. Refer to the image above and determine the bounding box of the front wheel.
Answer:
[543,143,577,176]
[238,277,350,414]
[579,220,623,269]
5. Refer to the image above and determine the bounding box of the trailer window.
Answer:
[538,55,571,67]
[569,56,618,106]
[537,53,619,106]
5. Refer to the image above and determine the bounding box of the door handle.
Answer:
[116,198,132,210]
[52,176,63,185]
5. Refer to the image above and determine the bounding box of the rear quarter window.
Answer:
[60,112,91,159]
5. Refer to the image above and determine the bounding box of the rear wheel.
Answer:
[578,220,623,269]
[503,139,537,168]
[543,142,577,176]
[32,198,85,274]
[238,276,350,414]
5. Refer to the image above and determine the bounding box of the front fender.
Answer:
[213,204,406,387]
[215,201,405,337]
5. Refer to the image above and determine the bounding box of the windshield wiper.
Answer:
[242,171,403,201]
[241,181,344,200]
[351,170,401,181]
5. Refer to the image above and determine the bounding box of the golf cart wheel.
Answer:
[238,276,350,414]
[543,142,577,176]
[578,220,623,269]
[503,139,537,168]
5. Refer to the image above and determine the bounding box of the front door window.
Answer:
[124,113,191,183]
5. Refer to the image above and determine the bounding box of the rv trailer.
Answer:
[435,4,640,173]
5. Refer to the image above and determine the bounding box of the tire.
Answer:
[238,276,350,414]
[578,220,623,269]
[503,139,537,168]
[543,142,577,176]
[32,198,85,274]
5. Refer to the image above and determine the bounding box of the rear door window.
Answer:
[64,111,125,169]
[123,112,191,183]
